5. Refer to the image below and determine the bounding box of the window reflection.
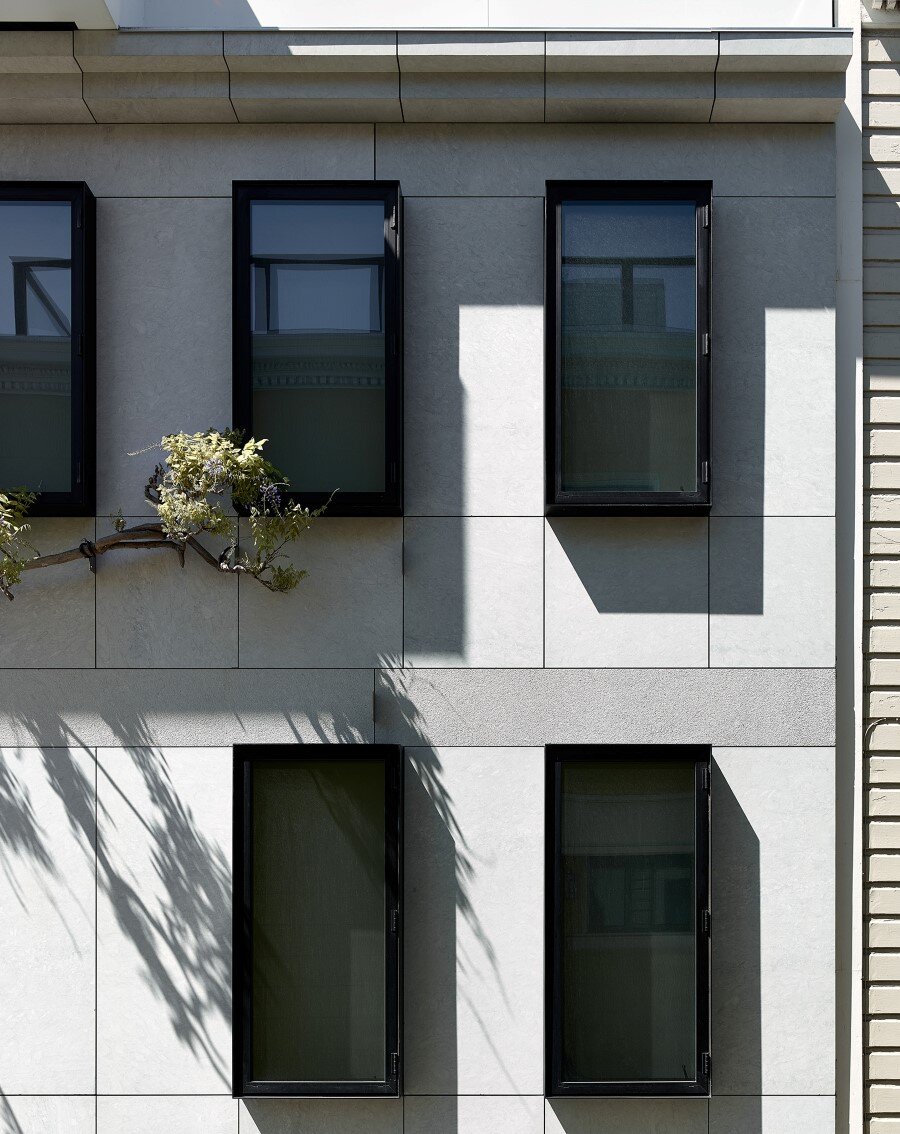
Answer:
[561,759,697,1083]
[0,202,72,494]
[560,201,697,494]
[250,200,386,494]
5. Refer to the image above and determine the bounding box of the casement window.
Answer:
[545,182,711,516]
[233,182,403,516]
[545,745,710,1097]
[233,745,402,1097]
[0,183,95,515]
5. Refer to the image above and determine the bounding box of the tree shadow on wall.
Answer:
[0,708,237,1095]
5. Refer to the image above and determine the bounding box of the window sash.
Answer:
[545,744,711,1097]
[232,182,403,517]
[0,182,95,516]
[233,744,402,1098]
[545,181,711,516]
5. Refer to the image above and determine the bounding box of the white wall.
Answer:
[19,0,836,30]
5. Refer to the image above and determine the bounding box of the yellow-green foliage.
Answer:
[0,489,37,599]
[1,430,325,599]
[146,428,324,591]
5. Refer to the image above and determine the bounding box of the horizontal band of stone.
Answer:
[0,28,853,124]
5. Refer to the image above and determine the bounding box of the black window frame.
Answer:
[232,181,403,517]
[0,181,96,516]
[545,743,711,1098]
[233,743,403,1099]
[545,181,712,517]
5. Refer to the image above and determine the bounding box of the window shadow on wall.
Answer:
[710,763,762,1134]
[402,196,544,665]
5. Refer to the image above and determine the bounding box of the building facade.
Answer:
[0,1,872,1132]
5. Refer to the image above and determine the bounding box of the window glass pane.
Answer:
[560,758,696,1083]
[0,202,72,494]
[559,201,697,494]
[250,200,386,494]
[250,758,386,1083]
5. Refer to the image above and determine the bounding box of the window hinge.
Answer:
[701,460,709,485]
[75,207,83,230]
[700,204,709,228]
[75,460,82,486]
[390,461,397,485]
[391,1052,400,1078]
[701,1052,711,1079]
[389,205,397,231]
[701,908,711,936]
[77,333,84,358]
[701,763,710,792]
[702,332,710,356]
[391,332,398,356]
[391,908,400,933]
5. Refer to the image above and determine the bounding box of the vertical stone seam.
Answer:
[708,32,720,125]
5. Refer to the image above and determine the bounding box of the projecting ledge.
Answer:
[0,27,854,123]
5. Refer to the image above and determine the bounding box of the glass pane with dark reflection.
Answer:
[250,200,386,494]
[250,758,386,1083]
[560,201,697,494]
[560,758,696,1083]
[0,202,72,494]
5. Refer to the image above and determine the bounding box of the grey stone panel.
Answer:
[96,746,232,1092]
[0,124,374,196]
[546,1098,709,1133]
[374,667,836,747]
[403,196,543,517]
[711,749,835,1094]
[374,123,835,197]
[0,519,96,669]
[0,669,374,747]
[238,518,403,669]
[94,519,238,669]
[0,747,96,1094]
[95,197,231,516]
[403,747,544,1093]
[711,196,836,517]
[239,1098,403,1133]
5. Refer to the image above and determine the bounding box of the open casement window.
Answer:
[0,183,95,515]
[545,745,710,1097]
[545,182,711,516]
[233,745,402,1098]
[233,182,403,517]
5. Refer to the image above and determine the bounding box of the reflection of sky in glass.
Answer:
[251,201,385,335]
[251,200,384,256]
[0,202,71,336]
[561,201,696,332]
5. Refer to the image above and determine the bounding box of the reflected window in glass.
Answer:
[546,183,710,515]
[233,744,402,1098]
[546,745,710,1097]
[0,184,94,515]
[234,184,402,516]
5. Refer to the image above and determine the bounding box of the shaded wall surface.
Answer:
[0,119,837,1134]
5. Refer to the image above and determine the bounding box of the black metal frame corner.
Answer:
[232,181,403,517]
[0,181,96,516]
[544,180,712,517]
[544,743,711,1098]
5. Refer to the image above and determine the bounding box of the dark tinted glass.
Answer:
[0,201,72,493]
[250,200,386,494]
[559,201,697,494]
[249,758,386,1084]
[560,758,696,1083]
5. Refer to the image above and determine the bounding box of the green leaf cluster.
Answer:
[0,489,37,600]
[147,429,325,591]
